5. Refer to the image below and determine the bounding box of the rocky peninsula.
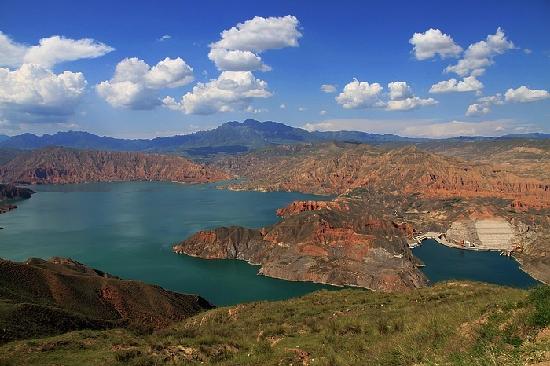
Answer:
[0,184,34,215]
[174,141,550,288]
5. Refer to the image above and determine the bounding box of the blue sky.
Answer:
[0,0,549,138]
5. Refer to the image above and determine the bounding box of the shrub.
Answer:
[528,285,550,328]
[115,349,142,362]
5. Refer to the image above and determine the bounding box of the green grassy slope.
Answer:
[1,282,548,366]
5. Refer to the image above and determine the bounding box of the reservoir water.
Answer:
[0,182,538,306]
[413,239,538,288]
[0,182,332,306]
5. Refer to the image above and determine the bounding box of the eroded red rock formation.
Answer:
[276,200,348,217]
[198,142,550,286]
[174,210,428,291]
[0,147,229,185]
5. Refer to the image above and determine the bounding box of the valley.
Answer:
[1,123,548,288]
[2,2,549,363]
[0,121,548,365]
[175,140,550,286]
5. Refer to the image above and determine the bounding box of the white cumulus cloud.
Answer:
[162,71,271,115]
[387,81,413,100]
[445,27,514,77]
[96,57,194,109]
[386,96,437,111]
[0,32,26,68]
[466,93,504,116]
[466,87,550,116]
[466,103,490,116]
[0,31,112,126]
[212,15,301,52]
[336,80,436,111]
[504,86,550,103]
[429,76,483,93]
[208,15,301,71]
[386,81,437,111]
[0,31,113,68]
[208,48,269,72]
[409,29,462,60]
[335,79,384,109]
[419,28,515,95]
[0,63,86,119]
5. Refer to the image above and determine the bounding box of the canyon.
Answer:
[174,141,550,287]
[1,137,548,289]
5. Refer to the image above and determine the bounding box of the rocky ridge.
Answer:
[0,147,229,185]
[0,183,34,214]
[175,142,550,287]
[0,257,212,343]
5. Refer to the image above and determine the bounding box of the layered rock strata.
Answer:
[0,147,229,185]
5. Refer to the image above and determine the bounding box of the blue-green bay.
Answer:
[413,239,538,288]
[0,182,332,306]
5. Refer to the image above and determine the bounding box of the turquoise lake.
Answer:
[413,239,538,288]
[0,182,333,306]
[0,182,538,306]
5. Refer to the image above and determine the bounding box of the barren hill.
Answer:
[0,257,212,343]
[0,147,229,185]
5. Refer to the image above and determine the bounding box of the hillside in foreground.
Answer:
[1,282,548,365]
[0,258,212,344]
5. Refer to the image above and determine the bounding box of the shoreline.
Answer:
[411,233,545,285]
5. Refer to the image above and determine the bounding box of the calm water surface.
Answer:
[0,182,538,306]
[414,239,538,288]
[0,182,333,306]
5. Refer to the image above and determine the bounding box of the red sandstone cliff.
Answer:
[174,206,428,291]
[218,144,550,209]
[0,147,229,185]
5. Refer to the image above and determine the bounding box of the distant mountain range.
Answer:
[0,119,547,157]
[0,119,419,155]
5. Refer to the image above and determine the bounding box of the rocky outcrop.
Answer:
[0,184,34,215]
[276,200,348,218]
[0,257,213,343]
[174,206,428,291]
[0,184,33,200]
[209,142,550,285]
[0,147,229,185]
[216,143,550,208]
